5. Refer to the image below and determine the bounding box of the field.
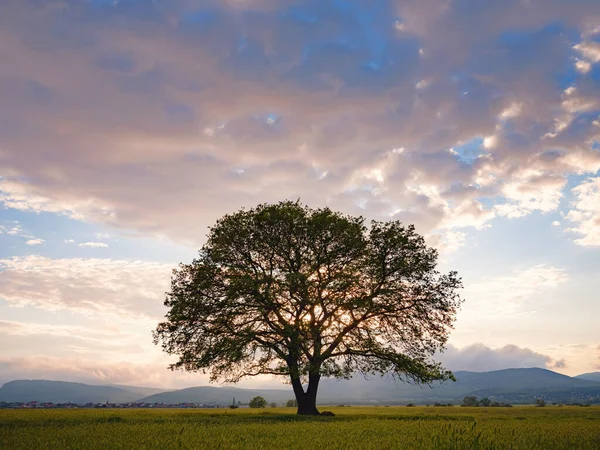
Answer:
[1,406,600,449]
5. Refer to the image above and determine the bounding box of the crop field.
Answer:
[1,406,599,449]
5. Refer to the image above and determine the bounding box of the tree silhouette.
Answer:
[154,201,463,415]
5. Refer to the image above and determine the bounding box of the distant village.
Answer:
[0,401,232,409]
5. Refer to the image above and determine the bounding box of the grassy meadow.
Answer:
[1,405,599,449]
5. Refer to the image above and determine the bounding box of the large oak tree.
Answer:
[154,201,462,415]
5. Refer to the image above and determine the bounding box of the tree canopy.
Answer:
[249,396,267,408]
[154,201,463,415]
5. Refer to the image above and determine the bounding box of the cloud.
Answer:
[0,356,206,389]
[1,221,45,246]
[0,342,567,388]
[0,319,143,355]
[465,264,569,312]
[0,256,172,319]
[78,242,109,248]
[4,224,23,237]
[0,356,270,390]
[550,358,567,369]
[495,173,567,219]
[439,343,562,372]
[25,238,44,246]
[0,0,598,251]
[0,318,156,370]
[78,242,108,248]
[565,177,600,246]
[428,229,467,255]
[573,41,600,64]
[0,222,24,237]
[0,320,117,340]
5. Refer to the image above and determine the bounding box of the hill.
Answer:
[575,372,600,382]
[312,368,600,404]
[138,368,600,406]
[137,386,293,405]
[3,369,600,405]
[107,384,171,398]
[0,380,166,404]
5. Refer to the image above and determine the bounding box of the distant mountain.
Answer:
[0,380,167,404]
[107,384,171,398]
[138,368,600,406]
[3,369,600,405]
[308,367,600,404]
[137,386,293,405]
[575,372,600,382]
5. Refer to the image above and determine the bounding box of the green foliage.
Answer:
[249,396,267,408]
[286,399,298,407]
[536,398,546,407]
[2,407,600,449]
[462,396,479,407]
[462,396,513,408]
[154,201,463,413]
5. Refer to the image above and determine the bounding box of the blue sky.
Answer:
[0,0,599,388]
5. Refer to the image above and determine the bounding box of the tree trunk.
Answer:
[290,372,321,415]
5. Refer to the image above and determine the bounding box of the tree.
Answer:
[535,398,546,407]
[270,402,277,408]
[462,396,479,407]
[249,396,267,408]
[286,399,298,408]
[480,397,491,407]
[154,201,463,415]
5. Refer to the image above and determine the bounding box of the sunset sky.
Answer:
[1,0,599,389]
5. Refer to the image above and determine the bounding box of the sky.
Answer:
[0,0,599,389]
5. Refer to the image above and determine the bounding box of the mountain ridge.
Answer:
[2,368,600,405]
[575,372,600,382]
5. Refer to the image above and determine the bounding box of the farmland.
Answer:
[1,406,599,449]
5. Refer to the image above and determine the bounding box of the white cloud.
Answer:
[0,356,268,390]
[64,239,75,243]
[575,59,592,74]
[3,223,23,237]
[483,136,497,149]
[499,102,522,119]
[0,318,153,365]
[496,174,566,218]
[0,320,139,348]
[0,256,172,319]
[0,342,568,388]
[1,222,46,246]
[25,238,44,246]
[439,343,560,372]
[0,0,598,250]
[78,242,109,248]
[565,177,600,246]
[464,264,569,317]
[428,229,467,255]
[0,179,114,222]
[573,41,600,63]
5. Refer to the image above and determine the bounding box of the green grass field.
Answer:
[1,406,599,449]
